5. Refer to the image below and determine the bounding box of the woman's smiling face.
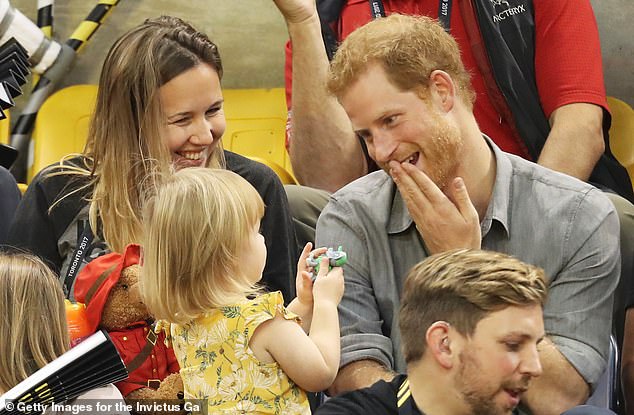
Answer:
[159,63,226,170]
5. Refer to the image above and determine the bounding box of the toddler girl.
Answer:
[140,168,344,414]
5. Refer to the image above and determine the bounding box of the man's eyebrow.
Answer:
[500,332,545,342]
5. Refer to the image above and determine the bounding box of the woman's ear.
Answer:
[426,321,455,369]
[428,70,455,113]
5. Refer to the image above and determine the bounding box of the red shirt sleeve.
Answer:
[534,0,608,118]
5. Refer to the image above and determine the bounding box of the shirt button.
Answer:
[151,355,155,359]
[123,336,127,341]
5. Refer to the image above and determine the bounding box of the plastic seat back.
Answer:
[607,96,634,190]
[29,84,97,182]
[0,110,9,145]
[222,88,295,181]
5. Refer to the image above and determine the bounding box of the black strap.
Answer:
[438,0,453,31]
[63,221,94,297]
[368,0,386,18]
[367,0,452,31]
[317,0,347,60]
[397,378,423,415]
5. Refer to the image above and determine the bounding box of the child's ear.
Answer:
[426,321,454,369]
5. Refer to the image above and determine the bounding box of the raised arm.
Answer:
[273,0,367,191]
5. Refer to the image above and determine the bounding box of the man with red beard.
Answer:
[316,249,613,415]
[315,14,620,415]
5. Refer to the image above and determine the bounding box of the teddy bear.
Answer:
[73,243,183,413]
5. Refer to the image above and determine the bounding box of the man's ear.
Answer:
[426,321,455,369]
[428,70,455,113]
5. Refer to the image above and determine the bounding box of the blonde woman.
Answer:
[7,16,297,301]
[141,168,343,415]
[0,252,128,413]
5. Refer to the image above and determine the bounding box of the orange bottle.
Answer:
[64,300,92,347]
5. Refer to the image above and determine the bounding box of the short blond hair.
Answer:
[400,249,547,364]
[0,253,69,393]
[327,14,475,108]
[141,168,265,324]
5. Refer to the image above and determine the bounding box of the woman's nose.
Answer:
[190,119,214,145]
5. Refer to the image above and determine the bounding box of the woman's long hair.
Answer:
[51,16,225,252]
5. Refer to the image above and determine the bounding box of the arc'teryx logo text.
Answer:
[490,0,527,23]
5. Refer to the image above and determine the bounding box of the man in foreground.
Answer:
[317,249,613,415]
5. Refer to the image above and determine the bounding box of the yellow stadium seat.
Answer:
[0,110,9,145]
[607,96,634,189]
[17,182,28,194]
[29,84,96,182]
[222,88,295,181]
[29,85,296,184]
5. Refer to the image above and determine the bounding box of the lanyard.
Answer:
[368,0,386,18]
[367,0,453,31]
[438,0,452,31]
[63,220,94,297]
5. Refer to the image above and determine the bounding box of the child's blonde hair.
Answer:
[141,168,265,324]
[0,253,69,393]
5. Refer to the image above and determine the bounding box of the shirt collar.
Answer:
[388,135,511,238]
[388,182,411,234]
[481,135,511,238]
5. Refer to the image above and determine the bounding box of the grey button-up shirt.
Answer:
[315,138,620,386]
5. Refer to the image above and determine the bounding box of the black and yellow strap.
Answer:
[397,378,411,408]
[66,0,120,52]
[397,377,423,415]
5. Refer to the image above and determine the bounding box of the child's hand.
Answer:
[312,256,344,306]
[296,243,327,306]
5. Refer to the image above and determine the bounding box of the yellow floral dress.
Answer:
[170,291,310,415]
